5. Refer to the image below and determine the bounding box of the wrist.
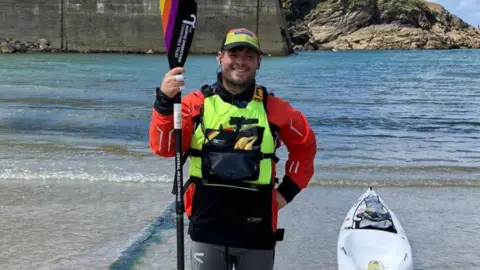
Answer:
[154,87,175,115]
[276,175,300,203]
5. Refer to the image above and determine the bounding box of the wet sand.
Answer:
[0,180,174,269]
[2,181,480,270]
[134,186,480,270]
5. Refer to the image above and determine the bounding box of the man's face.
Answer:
[217,46,261,90]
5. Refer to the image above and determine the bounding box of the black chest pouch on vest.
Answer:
[199,123,265,182]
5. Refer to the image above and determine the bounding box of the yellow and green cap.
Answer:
[221,28,262,54]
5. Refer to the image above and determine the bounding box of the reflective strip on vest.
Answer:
[189,93,275,186]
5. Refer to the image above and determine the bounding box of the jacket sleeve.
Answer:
[267,95,317,203]
[149,88,204,157]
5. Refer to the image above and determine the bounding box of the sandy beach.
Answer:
[133,185,480,270]
[0,180,174,269]
[2,180,480,270]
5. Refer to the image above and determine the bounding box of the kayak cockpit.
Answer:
[353,194,397,233]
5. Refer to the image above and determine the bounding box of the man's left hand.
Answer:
[276,192,287,209]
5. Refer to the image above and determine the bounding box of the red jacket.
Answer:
[149,77,317,248]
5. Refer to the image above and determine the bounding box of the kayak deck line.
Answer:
[109,201,176,270]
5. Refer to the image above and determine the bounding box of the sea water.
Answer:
[1,50,479,269]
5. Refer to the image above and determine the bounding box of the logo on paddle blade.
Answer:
[183,14,196,29]
[175,14,196,65]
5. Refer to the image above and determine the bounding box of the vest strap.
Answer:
[189,148,278,163]
[200,84,215,97]
[189,176,273,191]
[262,153,279,163]
[275,228,285,242]
[200,83,267,103]
[188,149,202,157]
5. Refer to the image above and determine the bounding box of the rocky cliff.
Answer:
[282,0,480,50]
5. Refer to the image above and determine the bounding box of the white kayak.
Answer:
[337,187,413,270]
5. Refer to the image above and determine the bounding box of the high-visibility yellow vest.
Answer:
[188,85,276,190]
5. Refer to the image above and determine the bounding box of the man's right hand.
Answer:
[160,67,185,99]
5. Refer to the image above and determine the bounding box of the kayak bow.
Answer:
[337,187,413,270]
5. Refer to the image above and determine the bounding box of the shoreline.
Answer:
[2,46,480,55]
[2,38,480,55]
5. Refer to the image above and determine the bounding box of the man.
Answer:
[149,28,317,270]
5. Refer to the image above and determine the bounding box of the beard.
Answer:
[222,68,256,91]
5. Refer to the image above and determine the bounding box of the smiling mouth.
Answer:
[234,68,248,74]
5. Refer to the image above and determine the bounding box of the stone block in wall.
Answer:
[0,0,62,48]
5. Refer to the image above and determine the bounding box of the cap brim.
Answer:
[223,42,263,55]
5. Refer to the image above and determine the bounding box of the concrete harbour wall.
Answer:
[0,0,292,55]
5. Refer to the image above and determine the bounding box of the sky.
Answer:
[429,0,480,27]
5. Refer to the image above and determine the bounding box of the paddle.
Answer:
[160,0,197,269]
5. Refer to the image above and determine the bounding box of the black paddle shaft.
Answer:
[174,103,184,270]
